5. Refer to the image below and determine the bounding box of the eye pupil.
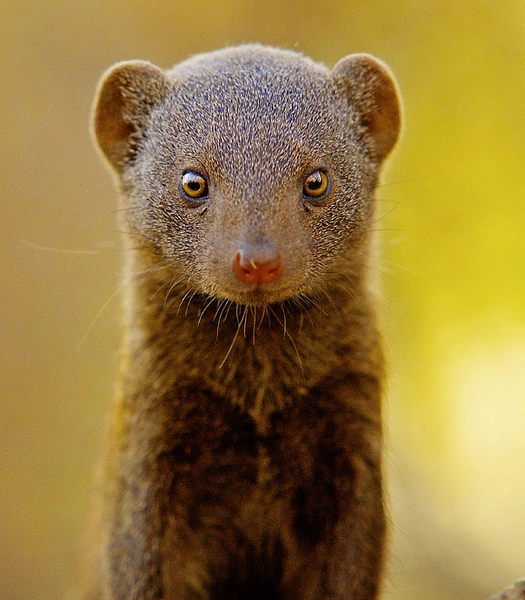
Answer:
[181,171,208,200]
[303,170,328,199]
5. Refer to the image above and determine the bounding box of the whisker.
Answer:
[268,304,305,378]
[111,202,146,214]
[242,305,249,339]
[251,306,257,345]
[177,289,193,314]
[370,202,400,226]
[222,301,233,325]
[297,293,327,317]
[218,306,247,369]
[19,238,101,255]
[108,228,145,238]
[280,303,288,340]
[215,299,230,339]
[154,275,184,302]
[77,284,123,349]
[259,305,270,328]
[198,296,217,326]
[235,303,242,326]
[334,282,359,305]
[380,258,427,280]
[314,285,339,312]
[184,290,200,315]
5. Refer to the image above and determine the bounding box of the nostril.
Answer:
[232,251,283,284]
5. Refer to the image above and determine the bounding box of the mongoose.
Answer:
[82,44,402,600]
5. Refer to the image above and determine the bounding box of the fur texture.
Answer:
[76,44,402,600]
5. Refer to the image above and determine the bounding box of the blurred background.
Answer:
[1,1,524,599]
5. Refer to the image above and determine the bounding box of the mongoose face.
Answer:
[93,45,401,307]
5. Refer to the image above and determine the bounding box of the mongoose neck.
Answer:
[119,244,383,420]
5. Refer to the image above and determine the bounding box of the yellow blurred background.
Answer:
[1,1,524,599]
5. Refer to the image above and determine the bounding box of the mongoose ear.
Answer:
[332,53,402,163]
[92,60,168,173]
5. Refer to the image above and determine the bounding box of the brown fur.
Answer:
[74,44,402,600]
[487,582,525,600]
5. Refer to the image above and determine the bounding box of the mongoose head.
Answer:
[92,45,401,307]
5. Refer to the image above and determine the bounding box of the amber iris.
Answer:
[181,171,208,199]
[303,170,329,198]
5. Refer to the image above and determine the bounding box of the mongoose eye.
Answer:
[180,171,209,200]
[303,170,329,199]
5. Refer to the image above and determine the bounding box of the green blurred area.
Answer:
[1,1,524,599]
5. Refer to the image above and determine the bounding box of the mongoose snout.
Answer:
[232,250,283,285]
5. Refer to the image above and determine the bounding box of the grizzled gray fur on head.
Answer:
[93,44,401,307]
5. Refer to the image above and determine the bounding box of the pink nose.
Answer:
[232,251,283,284]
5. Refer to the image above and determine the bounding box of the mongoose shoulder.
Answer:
[81,43,402,600]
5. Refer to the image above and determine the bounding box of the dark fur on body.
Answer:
[79,44,402,600]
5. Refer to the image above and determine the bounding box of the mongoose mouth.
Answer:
[219,285,296,308]
[207,273,302,307]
